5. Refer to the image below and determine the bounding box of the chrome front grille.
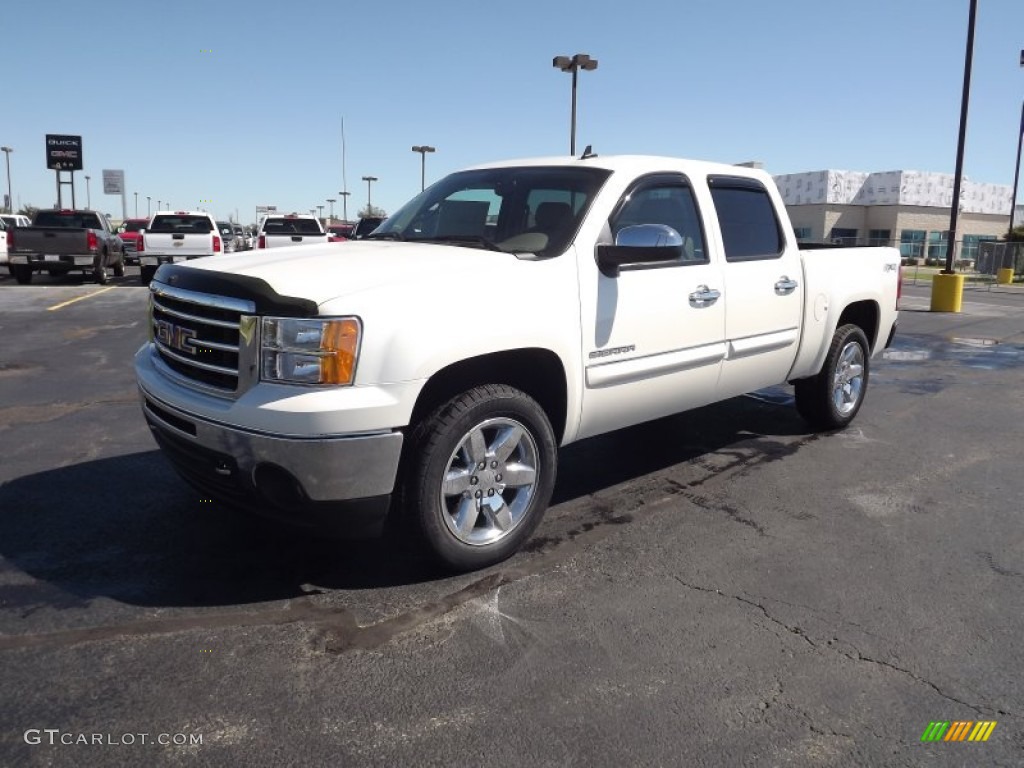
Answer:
[150,284,256,393]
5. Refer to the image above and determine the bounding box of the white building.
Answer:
[772,169,1016,261]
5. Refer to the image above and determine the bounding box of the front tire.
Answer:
[140,266,156,286]
[401,384,557,572]
[795,323,870,430]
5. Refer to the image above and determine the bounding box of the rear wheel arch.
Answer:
[835,300,879,351]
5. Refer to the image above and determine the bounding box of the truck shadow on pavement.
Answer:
[0,395,810,611]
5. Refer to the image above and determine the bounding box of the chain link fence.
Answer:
[976,241,1024,277]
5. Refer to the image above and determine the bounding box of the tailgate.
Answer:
[263,233,328,248]
[11,228,88,255]
[144,232,215,257]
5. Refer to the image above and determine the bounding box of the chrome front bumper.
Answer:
[140,387,404,534]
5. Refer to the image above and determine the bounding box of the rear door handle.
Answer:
[775,276,799,295]
[689,285,721,307]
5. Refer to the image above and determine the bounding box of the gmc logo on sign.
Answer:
[155,319,198,355]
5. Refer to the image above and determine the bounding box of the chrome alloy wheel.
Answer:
[439,417,539,546]
[832,341,865,416]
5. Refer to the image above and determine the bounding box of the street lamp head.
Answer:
[553,55,572,71]
[411,145,436,154]
[362,175,378,182]
[553,54,598,72]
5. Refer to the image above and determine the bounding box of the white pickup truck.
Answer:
[256,213,328,249]
[135,155,900,571]
[139,211,221,286]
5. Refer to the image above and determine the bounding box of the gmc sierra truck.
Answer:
[135,154,900,571]
[8,209,125,284]
[139,211,221,286]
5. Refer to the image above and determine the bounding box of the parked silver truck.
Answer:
[7,209,125,284]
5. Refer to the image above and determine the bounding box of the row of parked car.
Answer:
[2,208,388,285]
[114,218,254,265]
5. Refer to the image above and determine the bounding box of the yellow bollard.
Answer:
[930,272,965,312]
[996,267,1014,285]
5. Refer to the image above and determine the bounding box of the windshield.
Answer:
[122,220,146,233]
[373,165,611,256]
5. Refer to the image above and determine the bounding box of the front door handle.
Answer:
[775,276,799,295]
[689,285,721,307]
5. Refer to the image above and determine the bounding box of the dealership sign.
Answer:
[103,169,125,194]
[46,134,83,171]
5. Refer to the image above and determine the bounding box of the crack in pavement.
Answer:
[670,575,1019,719]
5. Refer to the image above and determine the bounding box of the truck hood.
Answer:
[179,241,533,306]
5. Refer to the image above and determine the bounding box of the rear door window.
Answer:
[708,176,784,261]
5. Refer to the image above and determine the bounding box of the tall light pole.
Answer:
[362,175,378,216]
[339,191,351,222]
[146,196,151,217]
[157,199,162,212]
[84,175,92,209]
[411,145,435,191]
[930,0,976,313]
[317,204,324,221]
[1009,48,1024,232]
[134,192,138,218]
[552,53,598,156]
[327,198,336,220]
[0,146,12,214]
[942,0,977,276]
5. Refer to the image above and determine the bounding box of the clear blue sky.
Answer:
[3,0,1022,224]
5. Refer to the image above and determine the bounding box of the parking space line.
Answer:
[47,287,117,311]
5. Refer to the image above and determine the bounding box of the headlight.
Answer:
[261,317,361,385]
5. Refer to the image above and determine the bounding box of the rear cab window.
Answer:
[262,217,324,235]
[707,175,785,261]
[148,214,213,234]
[33,211,104,229]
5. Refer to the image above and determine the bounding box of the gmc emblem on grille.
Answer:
[155,319,198,355]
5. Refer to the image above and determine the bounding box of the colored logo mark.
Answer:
[921,721,997,742]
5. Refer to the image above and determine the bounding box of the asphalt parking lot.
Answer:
[1,274,1022,767]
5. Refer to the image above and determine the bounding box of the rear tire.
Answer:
[94,261,109,285]
[113,254,125,277]
[794,323,870,430]
[12,265,33,285]
[400,384,557,572]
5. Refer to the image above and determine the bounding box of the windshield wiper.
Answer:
[365,231,404,241]
[412,235,503,252]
